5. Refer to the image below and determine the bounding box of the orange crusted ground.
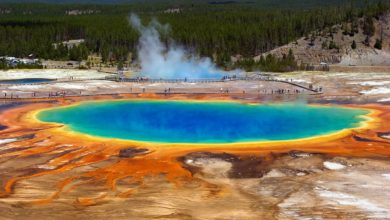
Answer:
[0,94,389,207]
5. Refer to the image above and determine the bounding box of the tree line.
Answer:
[0,0,389,71]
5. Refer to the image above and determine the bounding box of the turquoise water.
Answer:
[0,78,55,84]
[37,100,368,143]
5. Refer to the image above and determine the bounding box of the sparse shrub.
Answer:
[328,41,339,50]
[374,39,382,50]
[363,16,375,37]
[351,40,357,49]
[363,36,370,46]
[322,41,328,49]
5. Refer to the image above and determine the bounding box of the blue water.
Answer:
[37,100,368,143]
[0,78,55,84]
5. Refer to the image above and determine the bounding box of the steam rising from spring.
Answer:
[129,14,234,79]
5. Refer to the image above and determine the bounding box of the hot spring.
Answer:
[37,100,369,144]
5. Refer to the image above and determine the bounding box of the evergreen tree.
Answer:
[351,40,357,49]
[374,39,382,49]
[363,16,375,36]
[0,1,388,71]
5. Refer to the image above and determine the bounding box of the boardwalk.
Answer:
[111,76,320,92]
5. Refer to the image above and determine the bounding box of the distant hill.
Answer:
[262,12,390,66]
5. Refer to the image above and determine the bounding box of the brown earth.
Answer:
[255,13,390,67]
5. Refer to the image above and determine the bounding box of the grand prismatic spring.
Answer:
[0,91,389,219]
[37,100,369,144]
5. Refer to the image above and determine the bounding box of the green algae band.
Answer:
[37,101,369,143]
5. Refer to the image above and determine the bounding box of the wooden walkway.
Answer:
[110,76,320,93]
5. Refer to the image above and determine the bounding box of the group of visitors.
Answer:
[3,92,18,99]
[48,91,67,98]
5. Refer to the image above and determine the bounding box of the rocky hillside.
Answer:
[257,13,390,66]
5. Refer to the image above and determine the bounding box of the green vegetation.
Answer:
[363,16,376,37]
[351,40,357,49]
[234,49,297,72]
[328,41,339,50]
[0,58,43,70]
[374,39,383,49]
[0,0,389,71]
